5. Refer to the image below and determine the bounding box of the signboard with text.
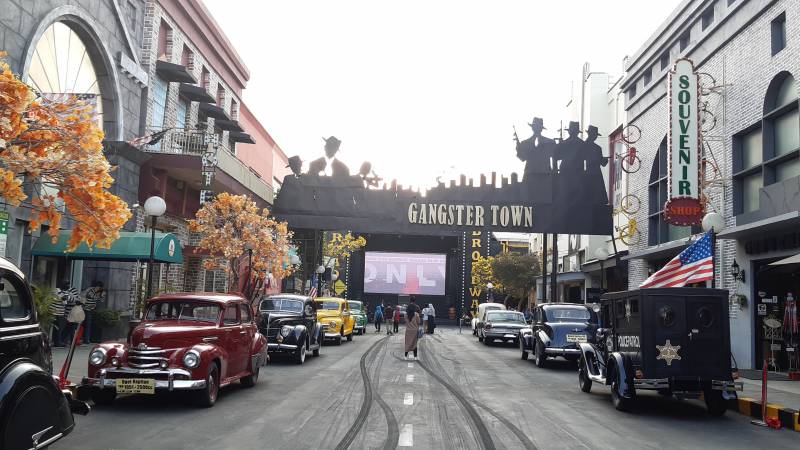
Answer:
[665,58,704,226]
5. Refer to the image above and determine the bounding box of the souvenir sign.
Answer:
[664,59,703,226]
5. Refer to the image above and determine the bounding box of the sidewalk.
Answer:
[733,374,800,431]
[52,345,92,384]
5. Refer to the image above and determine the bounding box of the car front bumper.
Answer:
[485,331,521,340]
[82,367,206,391]
[633,378,743,393]
[268,342,298,351]
[544,347,581,355]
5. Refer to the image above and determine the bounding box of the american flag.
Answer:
[308,274,318,299]
[128,129,170,148]
[639,232,714,288]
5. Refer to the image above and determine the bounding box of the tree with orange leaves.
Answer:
[188,193,293,298]
[0,52,131,250]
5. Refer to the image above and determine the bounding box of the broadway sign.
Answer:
[664,58,704,226]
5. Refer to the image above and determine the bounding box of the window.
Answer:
[701,5,715,30]
[772,13,786,56]
[201,67,210,90]
[727,0,737,6]
[648,138,700,245]
[180,44,193,68]
[157,20,171,61]
[774,109,799,156]
[741,173,762,213]
[627,85,637,100]
[740,128,763,169]
[176,99,189,129]
[204,269,227,292]
[679,31,690,51]
[643,68,652,86]
[152,75,168,129]
[660,52,670,70]
[223,305,239,325]
[230,100,239,120]
[240,304,251,323]
[217,85,225,106]
[0,272,30,321]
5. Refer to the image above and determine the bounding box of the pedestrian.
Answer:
[404,298,421,360]
[384,304,393,335]
[374,303,383,332]
[57,281,80,347]
[421,304,429,336]
[393,305,401,333]
[82,281,105,344]
[47,286,66,347]
[427,303,436,334]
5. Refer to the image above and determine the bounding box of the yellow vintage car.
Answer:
[314,297,355,345]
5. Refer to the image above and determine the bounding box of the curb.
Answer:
[729,397,800,432]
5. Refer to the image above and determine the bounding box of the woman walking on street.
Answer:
[404,298,421,360]
[393,306,401,333]
[421,304,429,335]
[384,304,393,335]
[427,303,436,334]
[374,303,384,332]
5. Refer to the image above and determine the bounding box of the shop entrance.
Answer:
[753,258,800,373]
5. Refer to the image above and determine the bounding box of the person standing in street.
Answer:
[427,303,436,334]
[374,303,383,332]
[404,298,421,360]
[384,304,393,335]
[82,281,105,344]
[393,306,401,333]
[421,304,429,336]
[58,281,80,347]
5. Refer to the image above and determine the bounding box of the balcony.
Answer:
[139,128,274,208]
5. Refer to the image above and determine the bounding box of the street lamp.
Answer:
[316,264,325,294]
[487,282,494,302]
[702,212,725,289]
[144,196,166,300]
[595,247,610,292]
[245,241,254,296]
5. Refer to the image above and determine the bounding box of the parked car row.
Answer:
[475,289,742,416]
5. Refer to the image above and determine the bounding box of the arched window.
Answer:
[648,138,695,245]
[26,21,104,127]
[734,72,800,215]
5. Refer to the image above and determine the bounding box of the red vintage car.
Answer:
[80,293,267,407]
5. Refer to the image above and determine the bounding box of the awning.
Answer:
[622,238,688,261]
[199,103,230,121]
[770,253,800,266]
[214,119,244,133]
[179,83,215,103]
[535,271,586,283]
[155,60,197,83]
[717,211,800,239]
[229,131,256,144]
[31,231,183,264]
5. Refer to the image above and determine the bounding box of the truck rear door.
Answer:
[685,296,725,378]
[650,295,687,378]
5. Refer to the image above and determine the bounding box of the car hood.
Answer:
[132,321,219,349]
[316,310,342,320]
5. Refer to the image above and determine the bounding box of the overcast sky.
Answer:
[204,0,681,189]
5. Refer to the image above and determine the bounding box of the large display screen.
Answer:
[363,252,447,295]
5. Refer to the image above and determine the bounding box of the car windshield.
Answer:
[487,312,525,323]
[260,297,303,313]
[547,307,591,322]
[348,302,363,312]
[146,301,221,323]
[316,301,341,311]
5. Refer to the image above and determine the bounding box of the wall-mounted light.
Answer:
[730,259,745,283]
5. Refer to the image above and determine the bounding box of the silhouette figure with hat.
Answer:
[307,136,351,179]
[286,155,303,177]
[584,125,609,204]
[515,117,554,181]
[553,121,586,205]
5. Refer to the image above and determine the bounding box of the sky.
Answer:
[204,0,682,189]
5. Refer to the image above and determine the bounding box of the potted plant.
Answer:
[93,309,121,343]
[32,285,59,345]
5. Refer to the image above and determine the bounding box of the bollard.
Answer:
[751,359,769,427]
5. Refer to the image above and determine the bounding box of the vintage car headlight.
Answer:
[183,350,201,369]
[328,320,337,328]
[89,348,107,366]
[280,325,293,337]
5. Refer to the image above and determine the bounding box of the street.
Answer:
[56,327,797,450]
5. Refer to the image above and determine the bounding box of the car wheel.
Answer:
[578,356,592,393]
[704,390,727,416]
[520,338,529,360]
[91,388,116,406]
[335,336,342,346]
[610,369,631,412]
[197,363,220,407]
[295,344,307,365]
[241,362,259,387]
[313,345,320,357]
[534,340,547,368]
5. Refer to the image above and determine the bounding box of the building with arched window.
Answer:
[621,0,800,370]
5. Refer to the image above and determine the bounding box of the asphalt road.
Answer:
[55,326,798,450]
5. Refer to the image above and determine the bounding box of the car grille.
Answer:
[128,346,169,369]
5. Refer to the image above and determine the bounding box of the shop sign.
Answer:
[0,211,8,257]
[200,138,218,205]
[664,59,703,226]
[763,296,778,304]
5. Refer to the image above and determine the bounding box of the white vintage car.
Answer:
[471,302,506,338]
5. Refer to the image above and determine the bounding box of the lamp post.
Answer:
[487,282,494,302]
[316,264,325,295]
[702,212,725,289]
[595,247,610,293]
[245,242,254,297]
[143,196,166,300]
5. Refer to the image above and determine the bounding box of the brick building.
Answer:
[620,0,800,369]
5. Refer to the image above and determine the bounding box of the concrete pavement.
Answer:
[53,327,798,449]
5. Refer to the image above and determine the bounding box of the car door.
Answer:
[221,304,245,376]
[239,303,256,366]
[342,302,354,335]
[304,300,319,346]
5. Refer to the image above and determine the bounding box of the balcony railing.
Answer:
[142,128,230,155]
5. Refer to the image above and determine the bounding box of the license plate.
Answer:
[116,378,155,394]
[566,334,587,343]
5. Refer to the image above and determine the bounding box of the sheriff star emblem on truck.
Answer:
[656,339,682,366]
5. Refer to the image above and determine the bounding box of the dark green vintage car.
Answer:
[348,301,367,335]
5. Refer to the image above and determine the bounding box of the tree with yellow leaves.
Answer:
[323,232,366,260]
[0,52,131,250]
[188,193,293,299]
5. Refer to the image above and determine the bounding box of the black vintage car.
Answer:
[258,294,323,364]
[577,288,741,414]
[520,304,597,367]
[0,257,89,449]
[481,310,528,345]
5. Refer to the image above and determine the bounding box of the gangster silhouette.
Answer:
[515,117,554,180]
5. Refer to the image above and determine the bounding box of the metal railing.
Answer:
[143,128,230,155]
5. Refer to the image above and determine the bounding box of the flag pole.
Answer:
[711,228,716,289]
